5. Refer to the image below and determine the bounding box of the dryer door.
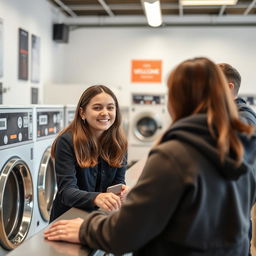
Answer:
[37,147,57,221]
[0,158,33,250]
[133,112,162,142]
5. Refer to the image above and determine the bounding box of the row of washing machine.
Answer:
[0,105,76,253]
[0,94,170,252]
[127,93,256,166]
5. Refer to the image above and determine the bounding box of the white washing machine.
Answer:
[31,105,64,234]
[120,106,129,138]
[0,106,34,251]
[64,104,76,127]
[128,94,171,165]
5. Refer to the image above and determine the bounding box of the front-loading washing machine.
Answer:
[31,105,64,234]
[0,106,34,251]
[120,106,129,138]
[128,94,170,165]
[64,104,76,127]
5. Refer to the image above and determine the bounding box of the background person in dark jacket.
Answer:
[49,85,128,222]
[218,63,256,125]
[45,58,256,255]
[218,62,256,255]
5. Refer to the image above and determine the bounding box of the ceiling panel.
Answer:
[48,0,256,26]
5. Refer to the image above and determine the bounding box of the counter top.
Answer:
[126,157,147,188]
[7,208,104,256]
[7,158,147,256]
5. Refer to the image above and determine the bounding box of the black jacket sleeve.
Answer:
[79,149,185,254]
[55,133,99,210]
[111,154,127,185]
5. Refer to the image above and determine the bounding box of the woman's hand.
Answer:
[94,192,121,211]
[120,185,130,203]
[44,218,84,243]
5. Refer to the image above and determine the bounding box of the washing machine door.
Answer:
[37,147,57,222]
[133,112,162,142]
[0,158,33,250]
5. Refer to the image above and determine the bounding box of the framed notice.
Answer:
[31,34,40,83]
[18,28,29,80]
[0,18,3,78]
[131,60,162,83]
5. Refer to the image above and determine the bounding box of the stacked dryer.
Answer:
[0,106,34,251]
[128,94,171,165]
[31,105,64,234]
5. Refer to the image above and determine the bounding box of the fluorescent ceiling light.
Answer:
[180,0,238,6]
[142,0,162,27]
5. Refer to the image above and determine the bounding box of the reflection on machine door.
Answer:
[132,111,163,143]
[38,147,57,222]
[135,116,159,140]
[0,158,33,250]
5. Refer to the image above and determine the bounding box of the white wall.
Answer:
[44,26,256,106]
[0,1,256,106]
[0,0,65,105]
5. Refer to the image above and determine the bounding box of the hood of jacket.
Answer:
[160,113,256,180]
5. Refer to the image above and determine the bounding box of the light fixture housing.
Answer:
[142,0,162,27]
[180,0,238,6]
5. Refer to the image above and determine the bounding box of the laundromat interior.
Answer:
[0,0,256,255]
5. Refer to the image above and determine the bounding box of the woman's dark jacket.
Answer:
[79,113,256,256]
[50,131,127,222]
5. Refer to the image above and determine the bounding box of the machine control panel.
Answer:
[0,109,33,148]
[37,110,63,139]
[64,105,76,127]
[66,109,75,126]
[132,94,165,105]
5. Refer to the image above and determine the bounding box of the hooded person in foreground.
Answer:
[45,57,256,255]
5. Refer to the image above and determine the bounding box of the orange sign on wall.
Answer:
[131,60,162,83]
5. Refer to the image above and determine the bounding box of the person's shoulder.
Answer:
[151,140,185,159]
[235,97,254,111]
[57,130,73,145]
[235,98,256,125]
[235,97,246,105]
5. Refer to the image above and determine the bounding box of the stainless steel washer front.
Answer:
[0,157,33,250]
[37,147,57,222]
[133,112,162,143]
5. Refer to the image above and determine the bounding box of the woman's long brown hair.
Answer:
[51,85,127,168]
[167,57,254,165]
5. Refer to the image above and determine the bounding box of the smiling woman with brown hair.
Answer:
[49,85,128,222]
[45,58,256,256]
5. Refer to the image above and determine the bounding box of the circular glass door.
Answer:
[0,158,33,250]
[37,147,57,221]
[133,112,162,142]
